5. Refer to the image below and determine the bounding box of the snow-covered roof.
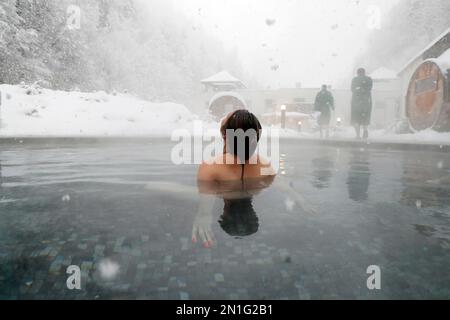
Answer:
[398,27,450,75]
[370,67,398,80]
[208,91,248,108]
[201,71,243,84]
[426,48,450,76]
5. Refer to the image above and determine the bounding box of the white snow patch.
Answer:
[200,71,242,84]
[276,126,450,146]
[0,84,197,137]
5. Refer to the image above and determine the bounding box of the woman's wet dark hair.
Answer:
[220,109,262,162]
[219,198,259,237]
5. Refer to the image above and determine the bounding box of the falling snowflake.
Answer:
[265,18,276,26]
[285,198,295,211]
[416,200,422,209]
[98,259,120,281]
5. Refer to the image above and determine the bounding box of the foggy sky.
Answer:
[165,0,400,89]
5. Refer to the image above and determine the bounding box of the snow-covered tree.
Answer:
[0,0,245,107]
[355,0,450,72]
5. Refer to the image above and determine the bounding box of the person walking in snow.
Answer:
[314,84,334,139]
[351,68,373,139]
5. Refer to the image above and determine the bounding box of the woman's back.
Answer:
[198,153,275,181]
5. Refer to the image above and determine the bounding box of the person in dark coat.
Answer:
[314,84,334,138]
[351,68,373,139]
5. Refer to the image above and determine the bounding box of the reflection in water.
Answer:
[279,153,286,176]
[311,149,335,189]
[146,175,315,247]
[346,149,371,202]
[399,154,450,242]
[195,177,275,244]
[401,155,450,208]
[220,198,259,237]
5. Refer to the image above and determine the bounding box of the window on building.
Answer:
[415,75,438,94]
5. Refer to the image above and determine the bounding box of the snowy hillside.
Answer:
[0,84,198,137]
[0,0,244,104]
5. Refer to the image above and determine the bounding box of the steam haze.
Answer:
[168,0,400,88]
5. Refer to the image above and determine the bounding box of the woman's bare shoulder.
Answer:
[198,161,217,181]
[198,154,229,181]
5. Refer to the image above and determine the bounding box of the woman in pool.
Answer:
[192,110,315,247]
[198,109,276,181]
[194,109,276,247]
[147,110,316,248]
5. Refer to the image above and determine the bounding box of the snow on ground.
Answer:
[0,83,449,145]
[366,128,450,145]
[0,84,198,137]
[279,125,450,145]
